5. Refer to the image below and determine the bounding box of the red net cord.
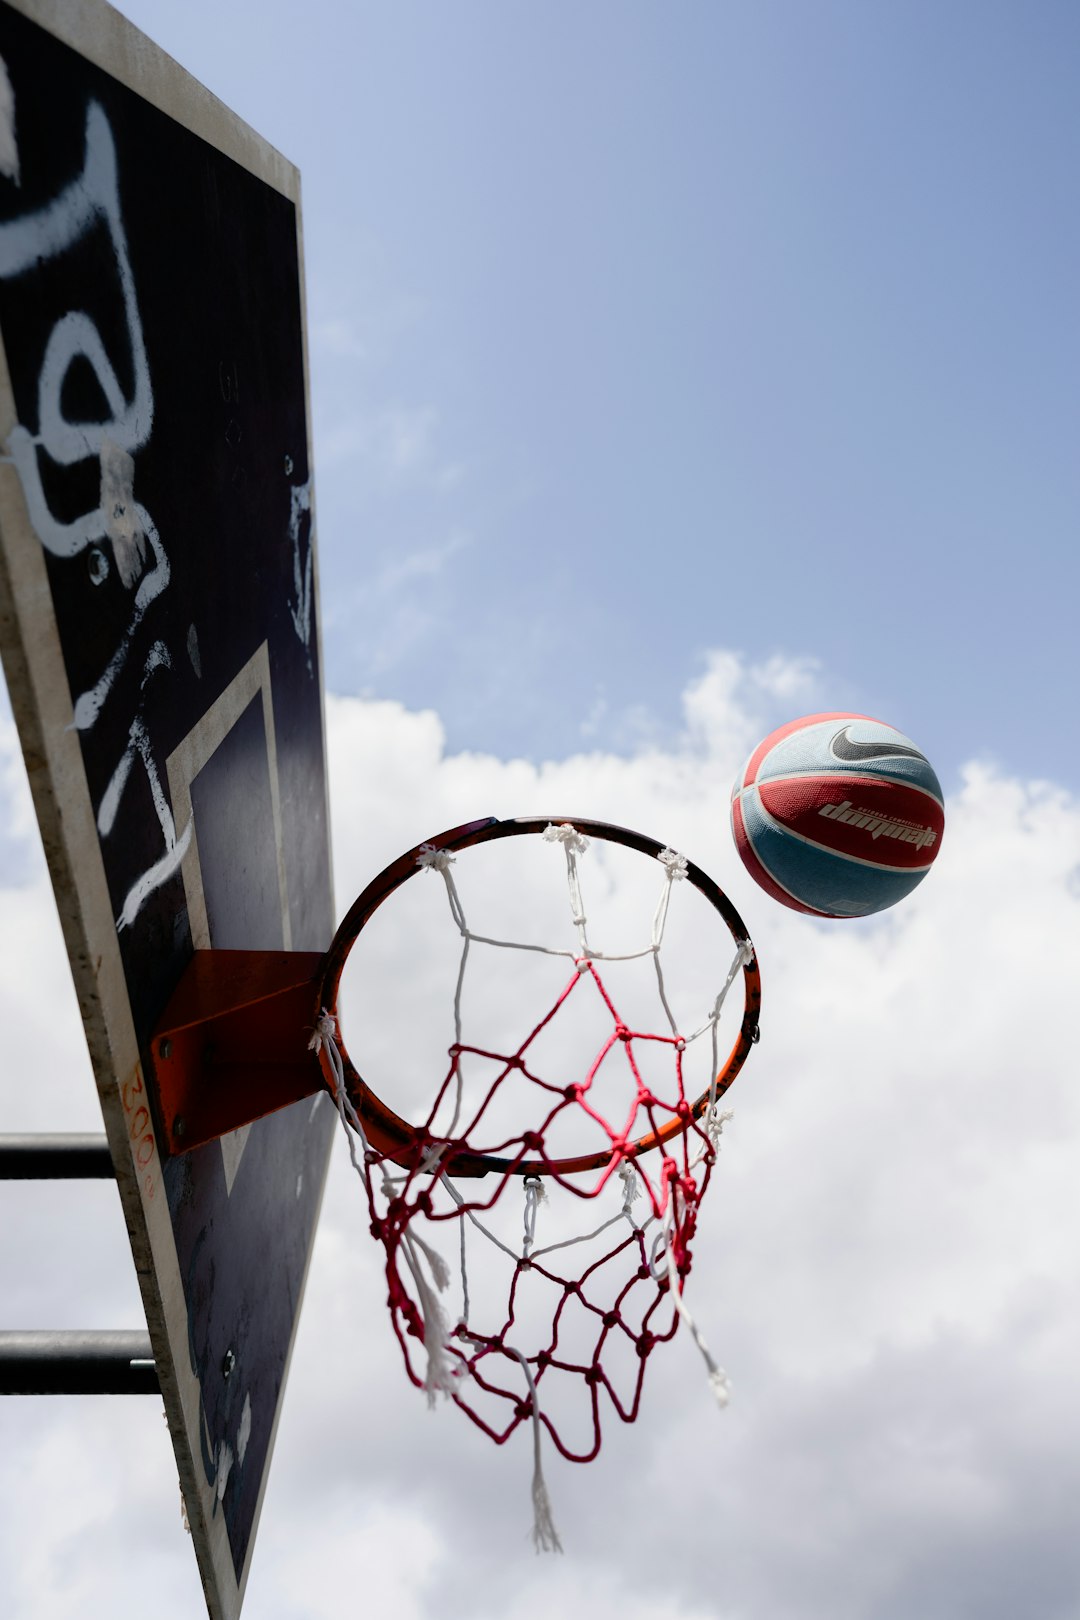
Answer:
[347,957,722,1465]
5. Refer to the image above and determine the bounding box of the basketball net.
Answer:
[310,823,754,1551]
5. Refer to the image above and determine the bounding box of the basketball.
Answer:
[730,712,945,918]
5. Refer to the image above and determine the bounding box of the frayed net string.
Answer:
[454,1326,562,1554]
[310,1011,459,1405]
[651,1193,731,1409]
[400,1229,458,1406]
[506,1342,563,1554]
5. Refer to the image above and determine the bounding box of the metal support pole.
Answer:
[0,1332,158,1393]
[0,1134,115,1179]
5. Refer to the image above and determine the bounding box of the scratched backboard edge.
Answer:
[0,4,333,1618]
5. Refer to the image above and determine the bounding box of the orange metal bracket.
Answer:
[148,950,326,1156]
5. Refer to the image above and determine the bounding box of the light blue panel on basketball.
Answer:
[756,718,944,801]
[738,790,930,917]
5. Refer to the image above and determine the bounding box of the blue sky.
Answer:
[115,0,1079,791]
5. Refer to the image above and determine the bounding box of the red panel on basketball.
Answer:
[757,776,944,871]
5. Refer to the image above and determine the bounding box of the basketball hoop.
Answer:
[308,816,761,1550]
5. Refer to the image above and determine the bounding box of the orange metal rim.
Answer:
[313,816,762,1178]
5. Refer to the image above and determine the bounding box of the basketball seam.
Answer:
[736,819,840,916]
[732,801,833,917]
[742,712,877,788]
[746,767,944,811]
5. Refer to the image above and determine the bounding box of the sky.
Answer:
[2,3,1080,1619]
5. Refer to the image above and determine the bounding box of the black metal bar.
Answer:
[0,1332,158,1394]
[0,1134,115,1179]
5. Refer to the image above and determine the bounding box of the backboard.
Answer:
[0,3,334,1616]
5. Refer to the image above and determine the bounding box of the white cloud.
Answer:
[314,401,460,490]
[382,403,438,476]
[308,290,430,370]
[319,528,473,677]
[308,317,370,363]
[680,648,823,765]
[256,1499,443,1620]
[0,693,37,855]
[2,649,1078,1619]
[371,527,472,597]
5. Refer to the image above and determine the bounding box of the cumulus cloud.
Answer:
[314,401,460,489]
[0,697,38,873]
[308,290,429,371]
[1,651,1078,1620]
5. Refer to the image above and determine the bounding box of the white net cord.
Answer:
[522,1175,547,1258]
[310,1011,460,1405]
[505,1343,563,1554]
[652,1189,732,1410]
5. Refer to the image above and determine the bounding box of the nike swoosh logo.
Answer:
[830,725,928,764]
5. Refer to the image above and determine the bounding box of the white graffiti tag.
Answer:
[288,477,314,671]
[0,90,188,930]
